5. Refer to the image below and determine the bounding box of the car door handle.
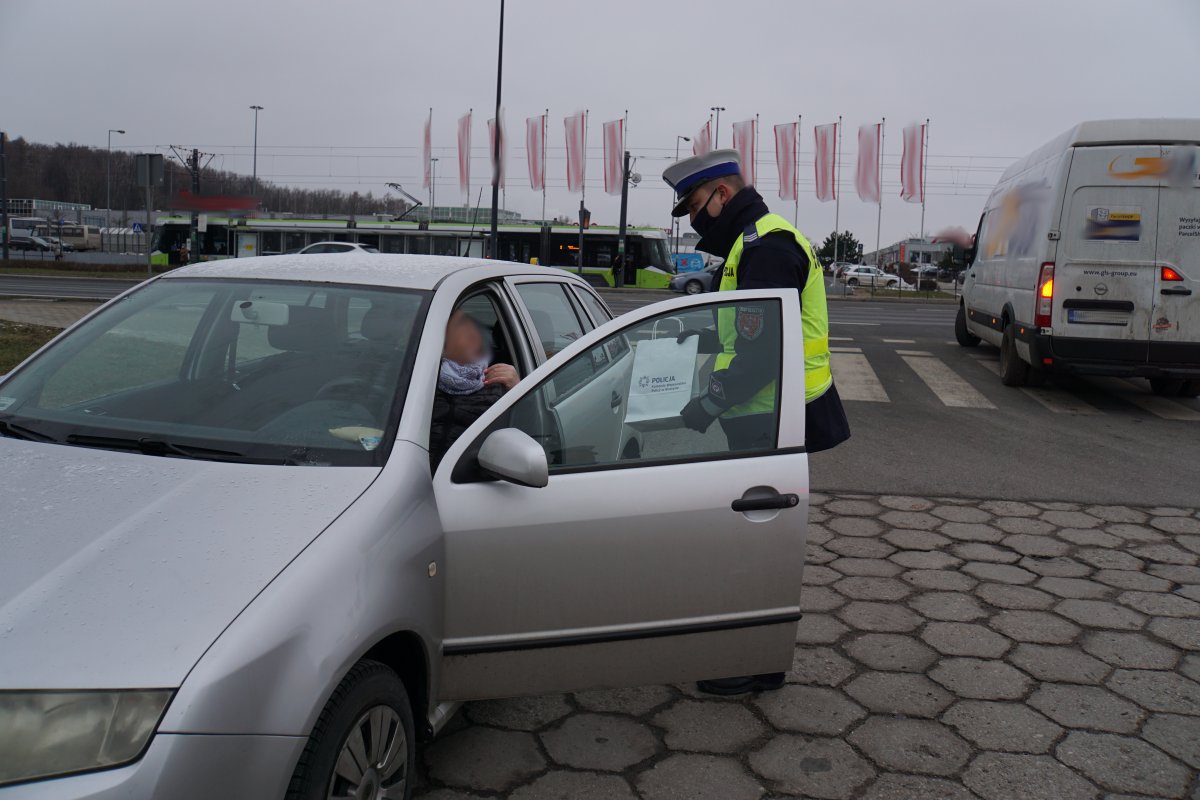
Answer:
[1161,287,1193,296]
[610,391,623,408]
[731,489,800,513]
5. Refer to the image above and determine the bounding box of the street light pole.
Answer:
[430,158,438,216]
[107,129,125,216]
[249,105,264,196]
[489,0,505,258]
[674,135,690,255]
[710,106,725,148]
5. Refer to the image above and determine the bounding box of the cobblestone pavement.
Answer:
[0,299,98,328]
[414,493,1200,800]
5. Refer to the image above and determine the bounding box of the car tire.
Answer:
[286,659,416,800]
[955,305,981,348]
[1178,379,1200,399]
[684,279,704,295]
[847,278,859,286]
[1150,377,1185,397]
[999,324,1029,387]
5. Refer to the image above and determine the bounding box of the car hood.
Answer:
[0,439,378,689]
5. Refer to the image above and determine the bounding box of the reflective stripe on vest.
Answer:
[715,213,834,415]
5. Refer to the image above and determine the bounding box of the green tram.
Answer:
[152,216,676,289]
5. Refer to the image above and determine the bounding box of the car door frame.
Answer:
[429,288,809,702]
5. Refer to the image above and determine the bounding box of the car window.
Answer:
[514,282,586,359]
[455,290,520,371]
[498,299,783,473]
[573,287,613,328]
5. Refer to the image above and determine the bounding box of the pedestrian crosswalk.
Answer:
[829,339,1200,422]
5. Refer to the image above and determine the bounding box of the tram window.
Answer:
[432,237,456,256]
[285,232,306,253]
[379,235,404,253]
[260,231,282,255]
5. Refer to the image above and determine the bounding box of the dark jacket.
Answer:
[698,187,850,453]
[429,383,507,468]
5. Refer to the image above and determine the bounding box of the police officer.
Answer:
[663,149,850,695]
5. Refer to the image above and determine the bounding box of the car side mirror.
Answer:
[476,428,549,488]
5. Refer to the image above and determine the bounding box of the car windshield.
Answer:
[0,278,428,467]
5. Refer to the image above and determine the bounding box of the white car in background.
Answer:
[838,265,900,289]
[298,241,379,254]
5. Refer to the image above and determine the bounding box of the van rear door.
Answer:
[1056,145,1161,362]
[1150,146,1200,364]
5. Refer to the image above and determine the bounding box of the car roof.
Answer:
[162,253,584,291]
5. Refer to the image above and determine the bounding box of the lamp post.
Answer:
[710,106,725,148]
[429,158,439,217]
[674,136,690,255]
[249,105,264,196]
[107,129,125,215]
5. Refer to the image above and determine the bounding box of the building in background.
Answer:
[863,236,955,269]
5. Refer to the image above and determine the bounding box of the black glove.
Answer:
[680,395,719,433]
[676,328,721,353]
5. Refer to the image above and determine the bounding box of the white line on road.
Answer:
[1021,387,1102,415]
[830,353,889,402]
[830,321,881,326]
[1093,378,1200,422]
[883,339,916,344]
[830,336,855,342]
[896,350,933,357]
[830,346,863,353]
[903,355,996,409]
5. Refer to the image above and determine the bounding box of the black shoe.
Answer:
[696,672,786,696]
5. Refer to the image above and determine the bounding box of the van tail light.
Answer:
[1162,266,1184,282]
[1035,262,1055,328]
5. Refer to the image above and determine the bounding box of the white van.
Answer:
[956,119,1200,398]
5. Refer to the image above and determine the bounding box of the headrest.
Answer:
[267,305,336,351]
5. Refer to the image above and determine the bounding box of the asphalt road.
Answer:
[600,289,1200,508]
[4,276,1196,506]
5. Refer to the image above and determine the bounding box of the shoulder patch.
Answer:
[736,305,766,341]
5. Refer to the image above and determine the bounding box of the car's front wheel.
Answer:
[287,659,416,800]
[847,278,859,286]
[684,279,705,295]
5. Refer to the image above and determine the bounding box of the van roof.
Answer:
[998,119,1200,184]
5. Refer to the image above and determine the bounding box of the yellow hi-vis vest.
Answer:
[715,213,833,416]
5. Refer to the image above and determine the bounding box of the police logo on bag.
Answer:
[736,306,765,341]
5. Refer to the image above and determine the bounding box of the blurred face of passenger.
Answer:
[443,310,485,364]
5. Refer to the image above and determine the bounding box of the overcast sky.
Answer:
[3,0,1197,247]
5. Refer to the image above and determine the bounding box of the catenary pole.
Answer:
[489,0,505,257]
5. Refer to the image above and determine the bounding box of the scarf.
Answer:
[438,357,489,395]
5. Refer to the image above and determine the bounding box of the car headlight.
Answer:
[0,690,173,786]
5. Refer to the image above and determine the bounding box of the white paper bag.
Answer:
[625,336,700,424]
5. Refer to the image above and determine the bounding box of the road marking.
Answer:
[830,353,889,402]
[831,346,863,353]
[903,355,996,408]
[830,336,854,342]
[896,349,933,357]
[1021,387,1102,415]
[1092,378,1200,421]
[830,321,881,326]
[976,360,1000,375]
[884,338,916,344]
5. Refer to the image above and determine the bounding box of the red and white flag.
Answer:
[487,111,506,189]
[422,110,432,190]
[774,122,798,201]
[900,122,925,203]
[814,122,838,202]
[457,111,472,196]
[856,122,881,203]
[732,118,756,186]
[564,111,586,194]
[602,118,624,195]
[525,114,545,191]
[693,120,712,156]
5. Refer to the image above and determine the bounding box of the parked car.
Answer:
[670,262,720,294]
[831,262,857,281]
[39,235,75,252]
[839,265,900,288]
[298,241,380,254]
[957,118,1199,397]
[8,234,55,252]
[913,266,939,290]
[0,254,810,797]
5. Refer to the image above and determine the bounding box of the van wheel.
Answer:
[1150,377,1185,397]
[287,660,415,800]
[955,306,981,348]
[1179,380,1200,399]
[999,324,1029,387]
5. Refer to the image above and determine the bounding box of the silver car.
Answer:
[0,255,809,799]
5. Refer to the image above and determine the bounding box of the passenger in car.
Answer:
[429,309,520,467]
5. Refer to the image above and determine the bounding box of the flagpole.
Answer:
[875,117,885,266]
[753,113,760,187]
[834,115,842,264]
[920,118,929,238]
[427,107,433,213]
[794,114,801,228]
[541,108,547,223]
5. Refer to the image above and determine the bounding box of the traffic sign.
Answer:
[132,222,144,233]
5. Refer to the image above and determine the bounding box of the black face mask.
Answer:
[689,187,723,237]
